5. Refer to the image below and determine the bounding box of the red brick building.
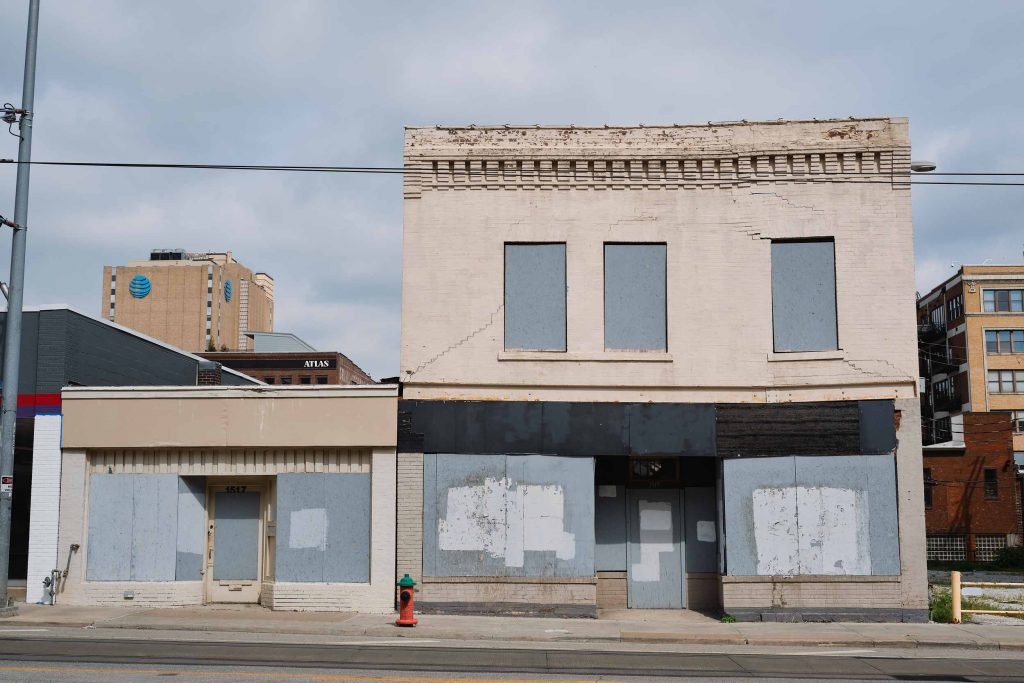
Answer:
[923,412,1022,562]
[198,351,373,386]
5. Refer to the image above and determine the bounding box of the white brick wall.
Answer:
[26,415,62,604]
[400,120,917,405]
[396,452,423,584]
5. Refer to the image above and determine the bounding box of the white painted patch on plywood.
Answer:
[437,477,575,568]
[630,500,674,582]
[797,486,870,575]
[752,486,870,576]
[290,508,327,551]
[696,520,716,543]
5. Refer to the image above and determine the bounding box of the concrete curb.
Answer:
[83,620,1024,651]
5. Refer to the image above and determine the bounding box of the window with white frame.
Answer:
[927,535,966,562]
[975,534,1006,562]
[985,330,1024,354]
[983,289,1024,312]
[988,370,1024,393]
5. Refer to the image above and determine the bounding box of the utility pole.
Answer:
[0,0,40,614]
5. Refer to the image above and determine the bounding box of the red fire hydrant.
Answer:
[396,574,417,626]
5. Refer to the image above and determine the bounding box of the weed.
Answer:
[929,587,1006,623]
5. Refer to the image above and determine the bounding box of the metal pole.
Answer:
[0,0,41,613]
[951,570,962,624]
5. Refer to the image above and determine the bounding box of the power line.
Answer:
[2,159,1024,186]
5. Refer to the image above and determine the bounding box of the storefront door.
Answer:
[626,488,685,608]
[206,484,263,603]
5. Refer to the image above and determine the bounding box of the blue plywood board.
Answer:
[424,454,594,577]
[684,487,718,573]
[324,473,371,582]
[213,491,260,581]
[175,477,206,580]
[275,473,371,583]
[504,244,566,351]
[130,475,177,581]
[604,244,667,351]
[595,485,627,571]
[796,455,900,575]
[771,240,838,352]
[275,474,325,582]
[627,488,684,608]
[722,457,796,577]
[86,475,133,581]
[723,455,899,577]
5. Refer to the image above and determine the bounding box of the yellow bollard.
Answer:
[951,570,962,624]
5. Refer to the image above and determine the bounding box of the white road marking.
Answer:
[0,628,49,633]
[331,639,441,645]
[778,649,877,656]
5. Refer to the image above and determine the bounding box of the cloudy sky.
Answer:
[0,1,1022,379]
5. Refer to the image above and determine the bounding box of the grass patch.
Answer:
[720,614,737,623]
[930,587,1008,623]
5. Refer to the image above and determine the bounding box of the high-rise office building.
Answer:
[103,249,273,352]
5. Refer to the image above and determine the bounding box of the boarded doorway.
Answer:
[206,482,264,603]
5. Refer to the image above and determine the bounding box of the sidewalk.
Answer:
[4,603,1024,651]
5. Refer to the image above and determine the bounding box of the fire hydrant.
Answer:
[396,574,417,626]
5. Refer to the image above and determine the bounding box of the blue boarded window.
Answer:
[504,243,567,351]
[771,239,838,352]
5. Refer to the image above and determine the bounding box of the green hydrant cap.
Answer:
[398,573,416,587]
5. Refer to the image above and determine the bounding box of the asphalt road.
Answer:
[0,635,1023,682]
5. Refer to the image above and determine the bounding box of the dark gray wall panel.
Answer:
[403,399,887,458]
[595,485,627,571]
[684,487,718,573]
[130,475,177,581]
[66,312,199,388]
[213,491,260,580]
[86,475,133,581]
[723,455,898,577]
[424,454,594,577]
[0,310,47,394]
[484,401,544,454]
[771,240,838,352]
[542,402,628,456]
[604,244,667,351]
[504,243,566,351]
[175,477,206,580]
[275,473,371,583]
[629,404,717,457]
[859,400,897,454]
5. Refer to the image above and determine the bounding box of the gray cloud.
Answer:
[1,1,1023,377]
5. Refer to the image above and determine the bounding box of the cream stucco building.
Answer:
[398,119,927,621]
[53,385,398,612]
